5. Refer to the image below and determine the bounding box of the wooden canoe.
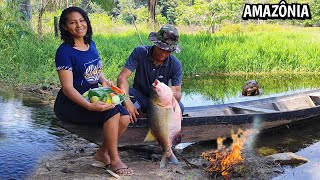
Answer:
[60,89,320,146]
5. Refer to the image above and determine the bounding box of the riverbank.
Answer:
[27,126,281,180]
[27,128,210,180]
[19,86,209,179]
[19,86,284,179]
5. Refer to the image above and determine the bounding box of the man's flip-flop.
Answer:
[91,161,110,168]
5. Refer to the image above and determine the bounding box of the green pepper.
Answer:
[88,89,101,99]
[82,91,89,98]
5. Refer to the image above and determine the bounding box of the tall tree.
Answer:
[37,0,51,36]
[149,0,157,23]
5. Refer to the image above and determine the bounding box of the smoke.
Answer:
[244,115,263,152]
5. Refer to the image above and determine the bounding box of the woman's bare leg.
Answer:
[94,142,110,165]
[94,114,130,165]
[102,113,132,174]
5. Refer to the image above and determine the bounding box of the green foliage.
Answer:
[37,0,316,28]
[304,0,320,27]
[0,2,31,43]
[31,10,61,35]
[135,6,149,24]
[159,0,178,24]
[176,0,243,32]
[85,1,107,14]
[0,0,59,86]
[93,32,151,80]
[0,33,60,86]
[1,11,320,88]
[175,24,320,75]
[115,0,320,27]
[91,0,115,12]
[118,11,135,24]
[156,14,168,24]
[117,1,149,24]
[115,0,137,24]
[90,13,113,31]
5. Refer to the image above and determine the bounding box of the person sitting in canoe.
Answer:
[53,7,133,176]
[117,24,184,123]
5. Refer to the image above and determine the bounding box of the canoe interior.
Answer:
[59,89,320,146]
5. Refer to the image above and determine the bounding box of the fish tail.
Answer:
[144,129,156,142]
[160,150,179,168]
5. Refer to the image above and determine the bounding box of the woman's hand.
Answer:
[87,101,115,112]
[101,80,115,87]
[100,73,114,87]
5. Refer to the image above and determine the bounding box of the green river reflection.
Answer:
[182,73,320,107]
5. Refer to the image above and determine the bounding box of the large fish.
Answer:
[144,79,182,168]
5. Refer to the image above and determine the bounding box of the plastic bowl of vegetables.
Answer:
[82,86,127,105]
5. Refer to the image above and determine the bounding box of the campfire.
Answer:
[201,129,251,179]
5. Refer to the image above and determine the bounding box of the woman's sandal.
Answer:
[107,166,134,176]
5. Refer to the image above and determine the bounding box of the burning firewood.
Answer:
[201,129,249,179]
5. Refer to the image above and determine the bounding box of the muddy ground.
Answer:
[27,128,282,180]
[27,128,210,180]
[21,86,282,180]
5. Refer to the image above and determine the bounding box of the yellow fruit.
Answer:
[102,97,107,103]
[90,96,100,103]
[106,97,112,104]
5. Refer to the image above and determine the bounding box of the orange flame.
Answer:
[202,129,250,179]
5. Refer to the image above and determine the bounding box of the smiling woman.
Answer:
[53,7,133,176]
[64,12,88,39]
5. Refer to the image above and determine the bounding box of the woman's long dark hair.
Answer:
[59,7,92,46]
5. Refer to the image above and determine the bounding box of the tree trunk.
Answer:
[54,16,59,37]
[37,0,48,37]
[20,0,32,20]
[38,8,44,37]
[148,0,157,24]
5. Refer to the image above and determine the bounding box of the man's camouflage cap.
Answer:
[148,24,182,53]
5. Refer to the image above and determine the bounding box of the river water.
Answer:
[257,117,320,180]
[0,74,320,179]
[0,95,60,179]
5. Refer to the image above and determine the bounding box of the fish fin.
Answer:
[144,129,156,142]
[172,132,182,146]
[160,150,179,168]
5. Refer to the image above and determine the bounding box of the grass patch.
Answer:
[1,21,320,87]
